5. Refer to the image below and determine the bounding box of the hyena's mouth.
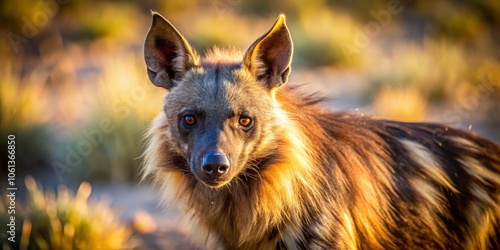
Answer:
[194,171,233,189]
[200,179,230,189]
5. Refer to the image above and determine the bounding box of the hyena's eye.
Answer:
[183,115,197,127]
[238,116,252,128]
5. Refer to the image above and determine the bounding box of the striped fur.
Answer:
[142,13,500,249]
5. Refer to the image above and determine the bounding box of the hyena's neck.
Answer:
[269,89,400,248]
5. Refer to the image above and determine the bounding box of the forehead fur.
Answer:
[202,47,243,65]
[164,47,272,115]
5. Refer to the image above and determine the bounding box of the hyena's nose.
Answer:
[201,152,230,178]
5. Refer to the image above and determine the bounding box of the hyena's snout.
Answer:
[190,128,238,188]
[201,152,230,180]
[191,147,234,188]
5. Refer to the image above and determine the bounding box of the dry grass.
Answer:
[0,34,166,181]
[0,63,52,130]
[363,39,500,121]
[0,176,135,250]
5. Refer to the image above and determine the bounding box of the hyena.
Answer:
[142,12,500,249]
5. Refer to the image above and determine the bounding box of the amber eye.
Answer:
[238,116,252,127]
[183,115,196,127]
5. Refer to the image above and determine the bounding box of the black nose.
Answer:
[201,152,230,178]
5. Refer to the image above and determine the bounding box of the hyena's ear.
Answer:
[144,12,199,89]
[243,15,293,89]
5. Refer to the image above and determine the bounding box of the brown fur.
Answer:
[142,13,500,249]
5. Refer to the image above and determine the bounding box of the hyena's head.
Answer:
[144,13,293,188]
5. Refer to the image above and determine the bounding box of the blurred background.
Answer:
[1,0,499,249]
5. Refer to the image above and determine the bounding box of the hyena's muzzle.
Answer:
[188,125,238,188]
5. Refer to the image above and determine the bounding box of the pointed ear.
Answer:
[144,13,199,89]
[243,15,293,89]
